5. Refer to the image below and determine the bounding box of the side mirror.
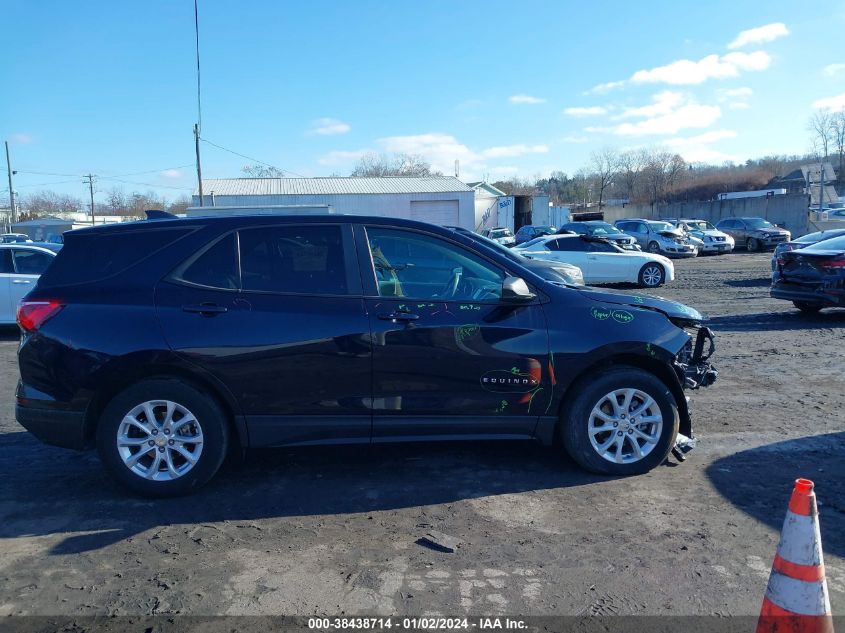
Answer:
[501,276,536,302]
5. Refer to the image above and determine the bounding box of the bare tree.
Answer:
[808,111,834,159]
[241,165,285,177]
[590,148,621,209]
[350,153,442,177]
[104,186,127,214]
[21,190,83,217]
[618,150,646,201]
[167,196,193,215]
[831,110,845,185]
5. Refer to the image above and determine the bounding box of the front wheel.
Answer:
[647,241,661,254]
[560,367,680,475]
[96,378,229,497]
[638,263,665,288]
[746,237,760,252]
[793,301,822,314]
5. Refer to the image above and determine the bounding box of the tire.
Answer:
[96,378,229,497]
[746,237,760,252]
[647,241,661,254]
[560,367,679,476]
[638,263,665,288]
[793,301,822,314]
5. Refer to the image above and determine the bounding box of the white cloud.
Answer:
[480,144,549,158]
[317,149,369,166]
[11,133,33,145]
[160,169,183,179]
[718,87,753,98]
[310,117,351,136]
[812,93,845,112]
[824,63,845,77]
[563,106,608,117]
[489,166,519,175]
[589,51,771,92]
[664,130,737,146]
[509,94,546,105]
[728,102,751,110]
[728,23,789,49]
[589,92,721,136]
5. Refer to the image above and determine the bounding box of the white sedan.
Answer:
[514,234,674,288]
[0,244,57,324]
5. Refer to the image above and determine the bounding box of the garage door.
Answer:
[409,200,459,226]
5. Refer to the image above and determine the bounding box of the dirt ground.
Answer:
[0,251,843,623]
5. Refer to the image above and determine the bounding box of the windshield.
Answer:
[585,223,623,236]
[647,221,675,232]
[745,218,775,229]
[804,235,845,251]
[490,229,513,238]
[520,237,549,249]
[684,221,716,231]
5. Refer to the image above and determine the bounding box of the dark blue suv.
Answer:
[16,214,716,496]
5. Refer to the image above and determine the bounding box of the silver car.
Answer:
[666,219,734,255]
[614,219,698,258]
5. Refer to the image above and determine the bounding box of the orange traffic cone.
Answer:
[756,479,834,633]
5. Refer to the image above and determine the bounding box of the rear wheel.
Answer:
[638,263,665,288]
[560,367,679,475]
[746,237,760,252]
[96,378,229,497]
[793,301,822,314]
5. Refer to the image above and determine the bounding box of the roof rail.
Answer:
[144,209,177,220]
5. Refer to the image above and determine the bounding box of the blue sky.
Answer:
[3,0,845,203]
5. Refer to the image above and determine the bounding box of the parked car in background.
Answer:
[558,221,641,251]
[0,244,57,324]
[714,217,790,251]
[771,229,845,271]
[771,234,845,313]
[0,233,32,244]
[614,219,698,258]
[448,226,583,285]
[828,209,845,219]
[514,234,674,287]
[15,214,716,496]
[514,225,557,245]
[665,219,734,255]
[480,226,516,247]
[26,242,63,253]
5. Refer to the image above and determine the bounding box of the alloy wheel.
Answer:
[587,388,664,464]
[642,265,663,287]
[116,400,204,481]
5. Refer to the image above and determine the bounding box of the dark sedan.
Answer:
[558,221,640,251]
[771,235,845,313]
[771,229,845,271]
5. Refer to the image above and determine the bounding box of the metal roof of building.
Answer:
[198,176,474,196]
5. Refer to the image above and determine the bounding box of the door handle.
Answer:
[12,279,32,284]
[378,311,419,322]
[182,303,228,316]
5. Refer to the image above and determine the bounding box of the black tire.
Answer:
[96,378,229,497]
[647,241,661,254]
[793,301,822,314]
[637,262,665,288]
[560,367,679,476]
[746,237,759,252]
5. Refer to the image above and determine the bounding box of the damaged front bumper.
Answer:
[671,326,717,461]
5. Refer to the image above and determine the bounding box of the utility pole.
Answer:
[84,174,96,225]
[5,141,16,223]
[194,124,204,206]
[193,0,204,206]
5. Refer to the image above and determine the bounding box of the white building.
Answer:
[191,177,476,228]
[467,181,551,233]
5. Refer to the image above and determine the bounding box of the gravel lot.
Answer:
[0,251,843,622]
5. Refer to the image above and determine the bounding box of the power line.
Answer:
[16,164,194,179]
[200,137,305,177]
[98,176,194,191]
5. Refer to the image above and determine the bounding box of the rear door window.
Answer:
[171,233,239,289]
[553,238,589,252]
[11,249,53,275]
[239,225,350,295]
[0,250,13,274]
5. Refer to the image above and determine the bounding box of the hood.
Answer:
[659,229,686,239]
[757,228,789,235]
[606,234,634,242]
[577,286,705,325]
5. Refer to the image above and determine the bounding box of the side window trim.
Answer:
[167,230,241,292]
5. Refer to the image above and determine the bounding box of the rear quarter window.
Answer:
[36,227,194,287]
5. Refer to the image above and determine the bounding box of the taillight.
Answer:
[17,300,64,331]
[821,257,845,269]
